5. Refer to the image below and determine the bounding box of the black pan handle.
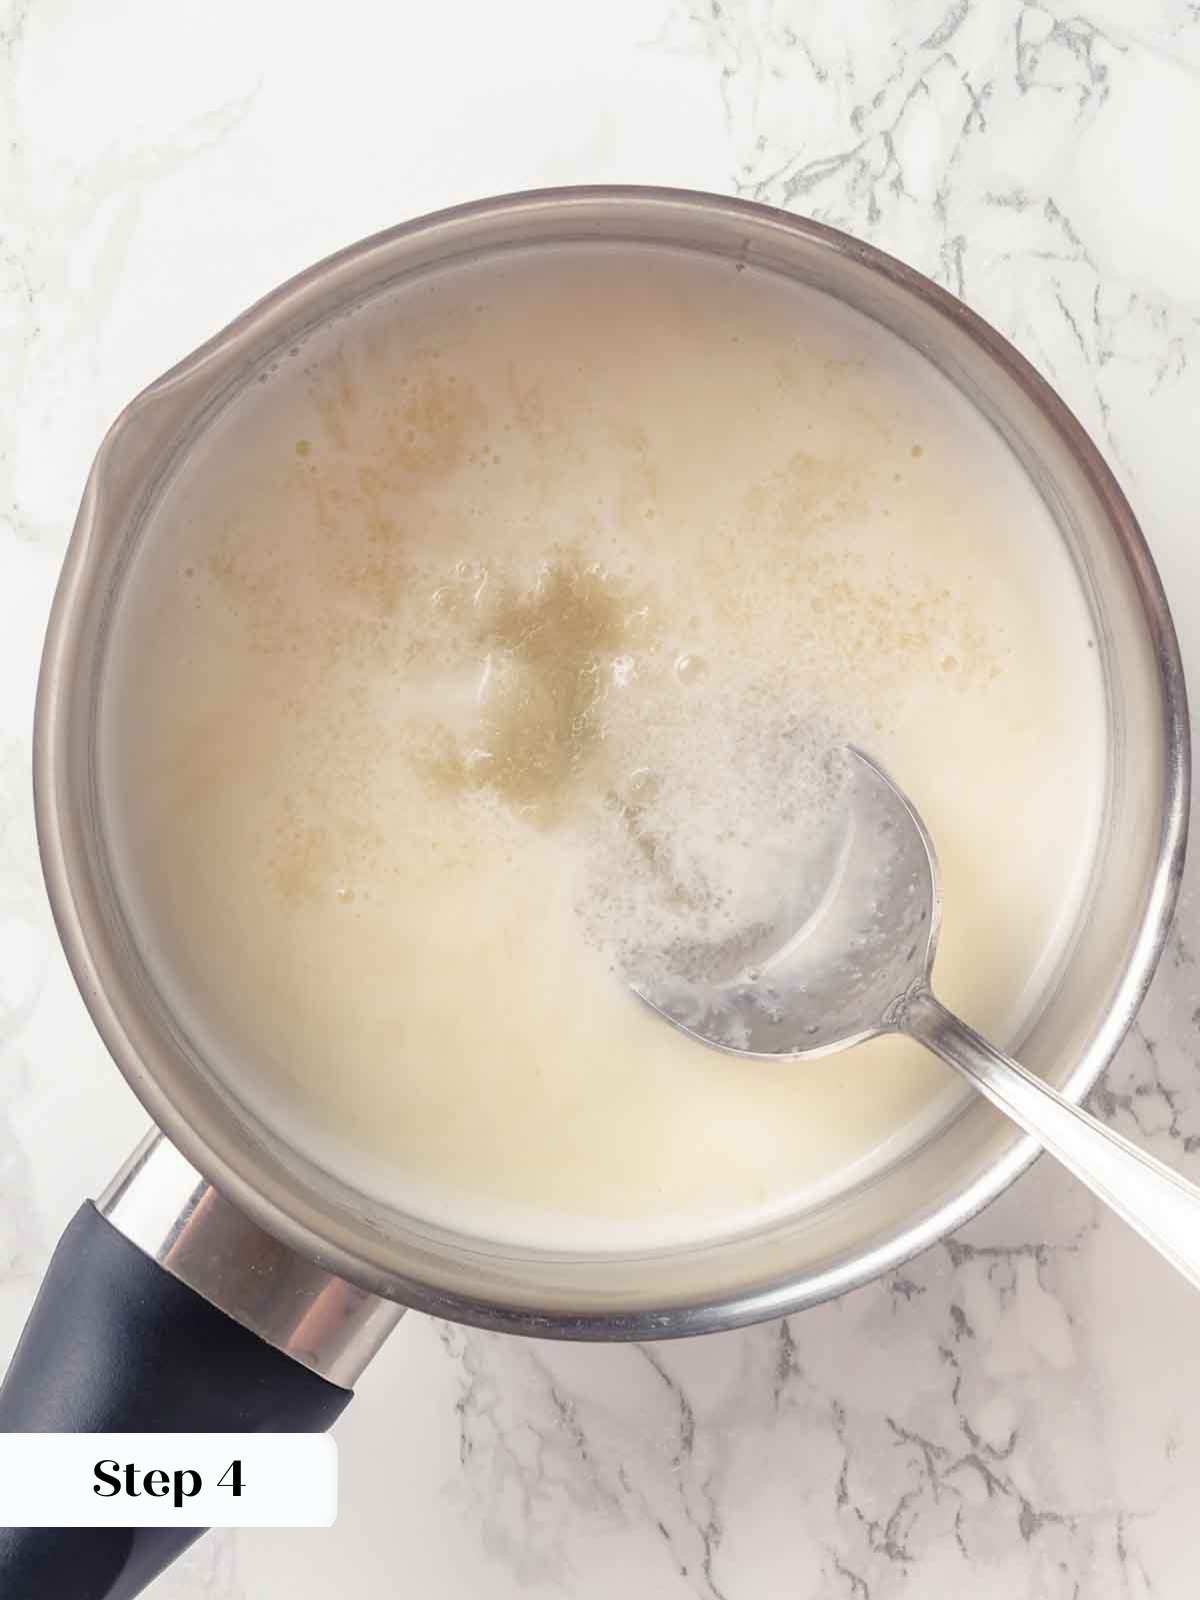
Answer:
[0,1204,353,1600]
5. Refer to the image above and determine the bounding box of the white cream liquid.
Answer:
[100,246,1107,1250]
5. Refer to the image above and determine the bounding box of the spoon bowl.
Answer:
[634,748,941,1057]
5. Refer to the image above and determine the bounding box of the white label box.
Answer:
[0,1434,337,1528]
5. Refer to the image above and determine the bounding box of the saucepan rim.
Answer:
[33,185,1190,1338]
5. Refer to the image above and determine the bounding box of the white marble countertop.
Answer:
[3,1,1200,1595]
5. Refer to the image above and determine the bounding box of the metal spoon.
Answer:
[634,747,1200,1290]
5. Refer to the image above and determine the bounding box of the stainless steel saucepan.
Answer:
[0,188,1188,1598]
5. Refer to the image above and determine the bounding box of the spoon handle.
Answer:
[900,985,1200,1290]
